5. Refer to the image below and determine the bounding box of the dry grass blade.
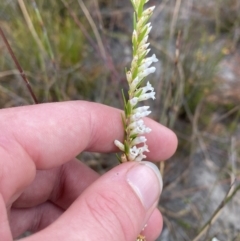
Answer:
[17,0,46,55]
[77,0,106,61]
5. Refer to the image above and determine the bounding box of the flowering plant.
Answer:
[114,0,158,163]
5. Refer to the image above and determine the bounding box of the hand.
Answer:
[0,101,177,241]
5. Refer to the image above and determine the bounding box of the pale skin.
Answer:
[0,101,177,241]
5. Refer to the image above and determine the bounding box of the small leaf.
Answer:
[132,67,138,80]
[138,25,148,43]
[126,101,132,116]
[116,153,122,163]
[130,133,138,140]
[121,113,127,129]
[137,0,145,18]
[121,89,127,106]
[135,89,143,98]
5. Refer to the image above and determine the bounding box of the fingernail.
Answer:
[126,161,163,210]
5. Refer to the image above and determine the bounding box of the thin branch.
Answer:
[192,183,240,241]
[0,26,38,104]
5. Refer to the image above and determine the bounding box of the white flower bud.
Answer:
[137,15,149,29]
[130,97,138,106]
[142,6,155,16]
[130,76,141,92]
[138,43,150,54]
[114,140,125,151]
[132,56,138,69]
[139,49,151,60]
[139,35,149,47]
[126,71,132,83]
[132,30,138,44]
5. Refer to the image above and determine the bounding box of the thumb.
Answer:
[27,161,163,241]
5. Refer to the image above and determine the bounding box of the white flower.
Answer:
[139,143,150,153]
[139,81,154,94]
[138,92,156,101]
[130,125,151,135]
[138,67,156,80]
[133,106,150,114]
[139,54,158,71]
[128,146,140,161]
[131,110,151,121]
[134,152,146,162]
[135,153,146,162]
[131,136,147,145]
[127,119,144,130]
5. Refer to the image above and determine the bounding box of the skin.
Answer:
[0,101,178,241]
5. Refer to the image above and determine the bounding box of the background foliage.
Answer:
[0,0,240,240]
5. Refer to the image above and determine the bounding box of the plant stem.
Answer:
[0,26,38,104]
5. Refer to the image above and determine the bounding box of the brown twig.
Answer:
[0,26,38,104]
[192,183,240,241]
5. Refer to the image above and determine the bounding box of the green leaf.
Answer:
[137,0,145,18]
[116,153,122,163]
[138,50,148,62]
[138,25,148,43]
[122,89,128,116]
[130,133,138,140]
[126,101,132,116]
[138,15,151,29]
[121,89,127,106]
[132,67,138,80]
[121,113,126,129]
[136,78,145,89]
[135,89,143,97]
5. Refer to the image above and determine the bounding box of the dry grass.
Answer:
[0,0,240,240]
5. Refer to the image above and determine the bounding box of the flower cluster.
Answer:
[114,0,158,162]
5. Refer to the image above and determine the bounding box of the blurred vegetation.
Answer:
[0,0,240,240]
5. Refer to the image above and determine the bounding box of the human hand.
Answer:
[0,101,177,241]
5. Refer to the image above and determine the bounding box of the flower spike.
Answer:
[114,0,158,164]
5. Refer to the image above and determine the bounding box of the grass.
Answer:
[0,0,240,240]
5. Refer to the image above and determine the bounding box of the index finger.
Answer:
[0,101,177,170]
